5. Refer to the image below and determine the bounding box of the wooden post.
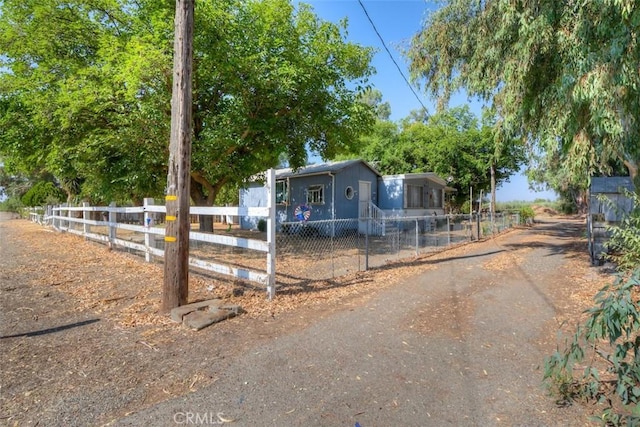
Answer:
[108,202,116,241]
[83,201,90,239]
[144,198,154,263]
[108,201,116,249]
[415,218,419,256]
[266,168,276,300]
[67,203,73,232]
[162,0,194,313]
[59,205,64,228]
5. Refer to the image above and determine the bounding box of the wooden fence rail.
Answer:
[28,170,277,298]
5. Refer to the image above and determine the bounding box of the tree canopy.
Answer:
[407,0,640,197]
[0,0,375,216]
[343,105,524,210]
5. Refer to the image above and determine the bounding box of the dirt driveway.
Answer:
[1,212,610,426]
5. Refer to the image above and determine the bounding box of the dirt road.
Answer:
[1,212,606,426]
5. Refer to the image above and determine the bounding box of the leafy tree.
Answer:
[349,106,523,211]
[0,161,31,202]
[415,3,640,419]
[21,181,66,207]
[407,0,640,200]
[400,107,430,126]
[0,0,164,203]
[0,0,375,229]
[358,88,392,121]
[186,0,375,229]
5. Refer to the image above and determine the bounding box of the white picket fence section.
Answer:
[29,170,277,299]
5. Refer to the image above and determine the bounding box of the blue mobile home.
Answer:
[378,173,447,217]
[239,159,381,233]
[240,160,449,235]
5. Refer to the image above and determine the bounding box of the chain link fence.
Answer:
[276,212,520,281]
[29,204,519,290]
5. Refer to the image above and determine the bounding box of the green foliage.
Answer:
[408,0,640,200]
[459,200,470,215]
[557,199,577,215]
[257,219,267,233]
[544,192,640,424]
[347,105,524,210]
[21,181,65,207]
[518,206,535,225]
[604,190,640,272]
[358,88,391,121]
[543,269,640,425]
[0,0,374,207]
[0,196,23,212]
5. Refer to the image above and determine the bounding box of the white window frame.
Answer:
[275,180,289,205]
[306,184,324,205]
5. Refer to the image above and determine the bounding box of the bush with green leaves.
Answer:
[518,206,535,225]
[604,190,640,272]
[0,196,23,213]
[544,189,640,425]
[21,181,65,207]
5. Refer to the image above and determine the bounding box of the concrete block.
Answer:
[169,299,223,323]
[183,306,240,331]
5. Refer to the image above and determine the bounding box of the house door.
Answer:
[358,181,371,233]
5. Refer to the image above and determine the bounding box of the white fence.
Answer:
[29,170,277,298]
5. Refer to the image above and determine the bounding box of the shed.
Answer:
[587,176,635,264]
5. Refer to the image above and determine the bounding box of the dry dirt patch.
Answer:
[0,217,615,425]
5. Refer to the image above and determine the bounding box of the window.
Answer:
[276,180,289,204]
[429,188,443,208]
[307,185,324,204]
[345,186,354,200]
[405,184,423,208]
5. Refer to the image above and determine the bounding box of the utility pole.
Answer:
[162,0,194,313]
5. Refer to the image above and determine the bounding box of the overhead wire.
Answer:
[356,0,429,115]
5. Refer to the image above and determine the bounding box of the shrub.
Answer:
[604,190,640,272]
[519,206,535,225]
[557,198,577,215]
[0,196,23,213]
[543,269,640,425]
[257,219,267,232]
[460,200,471,214]
[21,182,65,207]
[544,189,640,425]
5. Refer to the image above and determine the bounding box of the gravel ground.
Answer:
[1,212,608,426]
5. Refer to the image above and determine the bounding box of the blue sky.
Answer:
[301,0,557,202]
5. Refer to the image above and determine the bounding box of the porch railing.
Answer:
[359,201,386,236]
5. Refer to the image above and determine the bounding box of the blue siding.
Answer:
[378,175,446,216]
[239,161,380,231]
[283,174,334,221]
[378,177,404,210]
[239,184,267,230]
[334,163,379,219]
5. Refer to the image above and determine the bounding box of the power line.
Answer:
[357,0,429,115]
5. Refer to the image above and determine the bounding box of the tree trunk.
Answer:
[574,189,588,214]
[190,174,226,233]
[623,159,639,195]
[199,213,214,232]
